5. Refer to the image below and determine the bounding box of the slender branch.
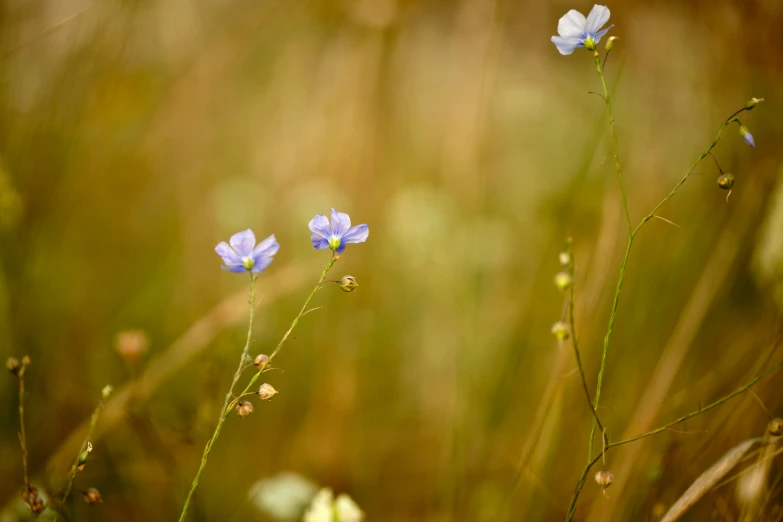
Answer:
[565,360,783,521]
[566,247,603,432]
[54,397,105,521]
[178,256,337,521]
[178,273,258,522]
[16,358,31,493]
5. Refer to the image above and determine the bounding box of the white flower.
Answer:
[551,5,613,55]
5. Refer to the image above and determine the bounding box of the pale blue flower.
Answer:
[215,229,279,273]
[309,209,369,254]
[551,5,613,55]
[739,125,755,147]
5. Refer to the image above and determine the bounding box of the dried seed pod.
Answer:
[254,354,270,368]
[768,418,783,437]
[258,383,278,401]
[236,401,254,418]
[551,321,570,341]
[717,173,735,190]
[339,275,359,292]
[595,470,614,489]
[83,488,103,504]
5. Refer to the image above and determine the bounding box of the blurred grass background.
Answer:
[1,0,783,520]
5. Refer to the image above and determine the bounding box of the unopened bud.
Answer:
[6,357,21,374]
[739,125,755,147]
[744,97,764,110]
[554,272,572,291]
[83,488,103,504]
[594,470,614,489]
[258,383,278,401]
[605,36,618,52]
[717,173,735,190]
[551,321,570,341]
[768,418,783,437]
[254,354,270,368]
[101,385,113,400]
[236,401,254,418]
[77,442,93,468]
[339,275,359,292]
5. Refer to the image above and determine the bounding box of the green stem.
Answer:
[54,399,104,520]
[178,256,337,521]
[565,359,783,521]
[17,360,30,492]
[178,273,257,522]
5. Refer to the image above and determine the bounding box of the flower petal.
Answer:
[342,224,369,244]
[253,234,279,258]
[585,5,610,37]
[250,256,274,273]
[311,234,330,250]
[222,263,247,273]
[330,208,351,237]
[309,214,332,239]
[229,229,256,257]
[743,132,756,147]
[594,24,613,43]
[551,36,584,55]
[557,9,586,39]
[215,241,241,265]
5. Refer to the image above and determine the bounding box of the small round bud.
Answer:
[254,354,270,368]
[744,97,764,110]
[559,252,571,267]
[594,470,614,489]
[339,275,359,292]
[258,383,278,401]
[236,401,254,418]
[83,488,103,504]
[717,173,735,190]
[605,36,618,52]
[554,272,573,291]
[6,357,21,374]
[551,321,570,341]
[21,355,30,366]
[768,418,783,437]
[101,385,113,400]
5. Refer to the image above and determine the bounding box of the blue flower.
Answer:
[309,209,369,254]
[551,5,613,56]
[739,125,755,147]
[215,229,279,273]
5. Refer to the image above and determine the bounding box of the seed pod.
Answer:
[554,272,573,291]
[259,383,278,401]
[594,470,614,489]
[768,418,783,437]
[254,354,270,368]
[339,275,359,292]
[101,385,113,400]
[551,321,570,341]
[717,173,735,190]
[236,401,254,418]
[6,357,20,374]
[83,488,103,504]
[559,251,571,267]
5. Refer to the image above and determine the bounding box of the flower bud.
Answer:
[551,321,570,341]
[717,173,735,190]
[77,441,93,470]
[559,251,571,267]
[605,36,618,52]
[236,401,254,418]
[768,418,783,437]
[554,272,573,291]
[83,488,103,504]
[339,275,359,292]
[744,97,764,110]
[254,354,270,368]
[6,357,21,374]
[594,470,614,489]
[739,125,755,147]
[101,385,113,400]
[259,383,278,401]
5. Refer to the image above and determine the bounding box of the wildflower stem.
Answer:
[178,273,258,522]
[566,247,603,432]
[178,256,337,521]
[565,359,783,521]
[54,397,105,521]
[16,358,31,494]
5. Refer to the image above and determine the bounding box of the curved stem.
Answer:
[178,274,257,522]
[566,359,783,521]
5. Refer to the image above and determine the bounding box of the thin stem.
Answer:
[178,256,337,521]
[54,398,104,521]
[178,273,258,522]
[566,248,603,432]
[17,359,30,493]
[234,256,337,400]
[565,359,783,521]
